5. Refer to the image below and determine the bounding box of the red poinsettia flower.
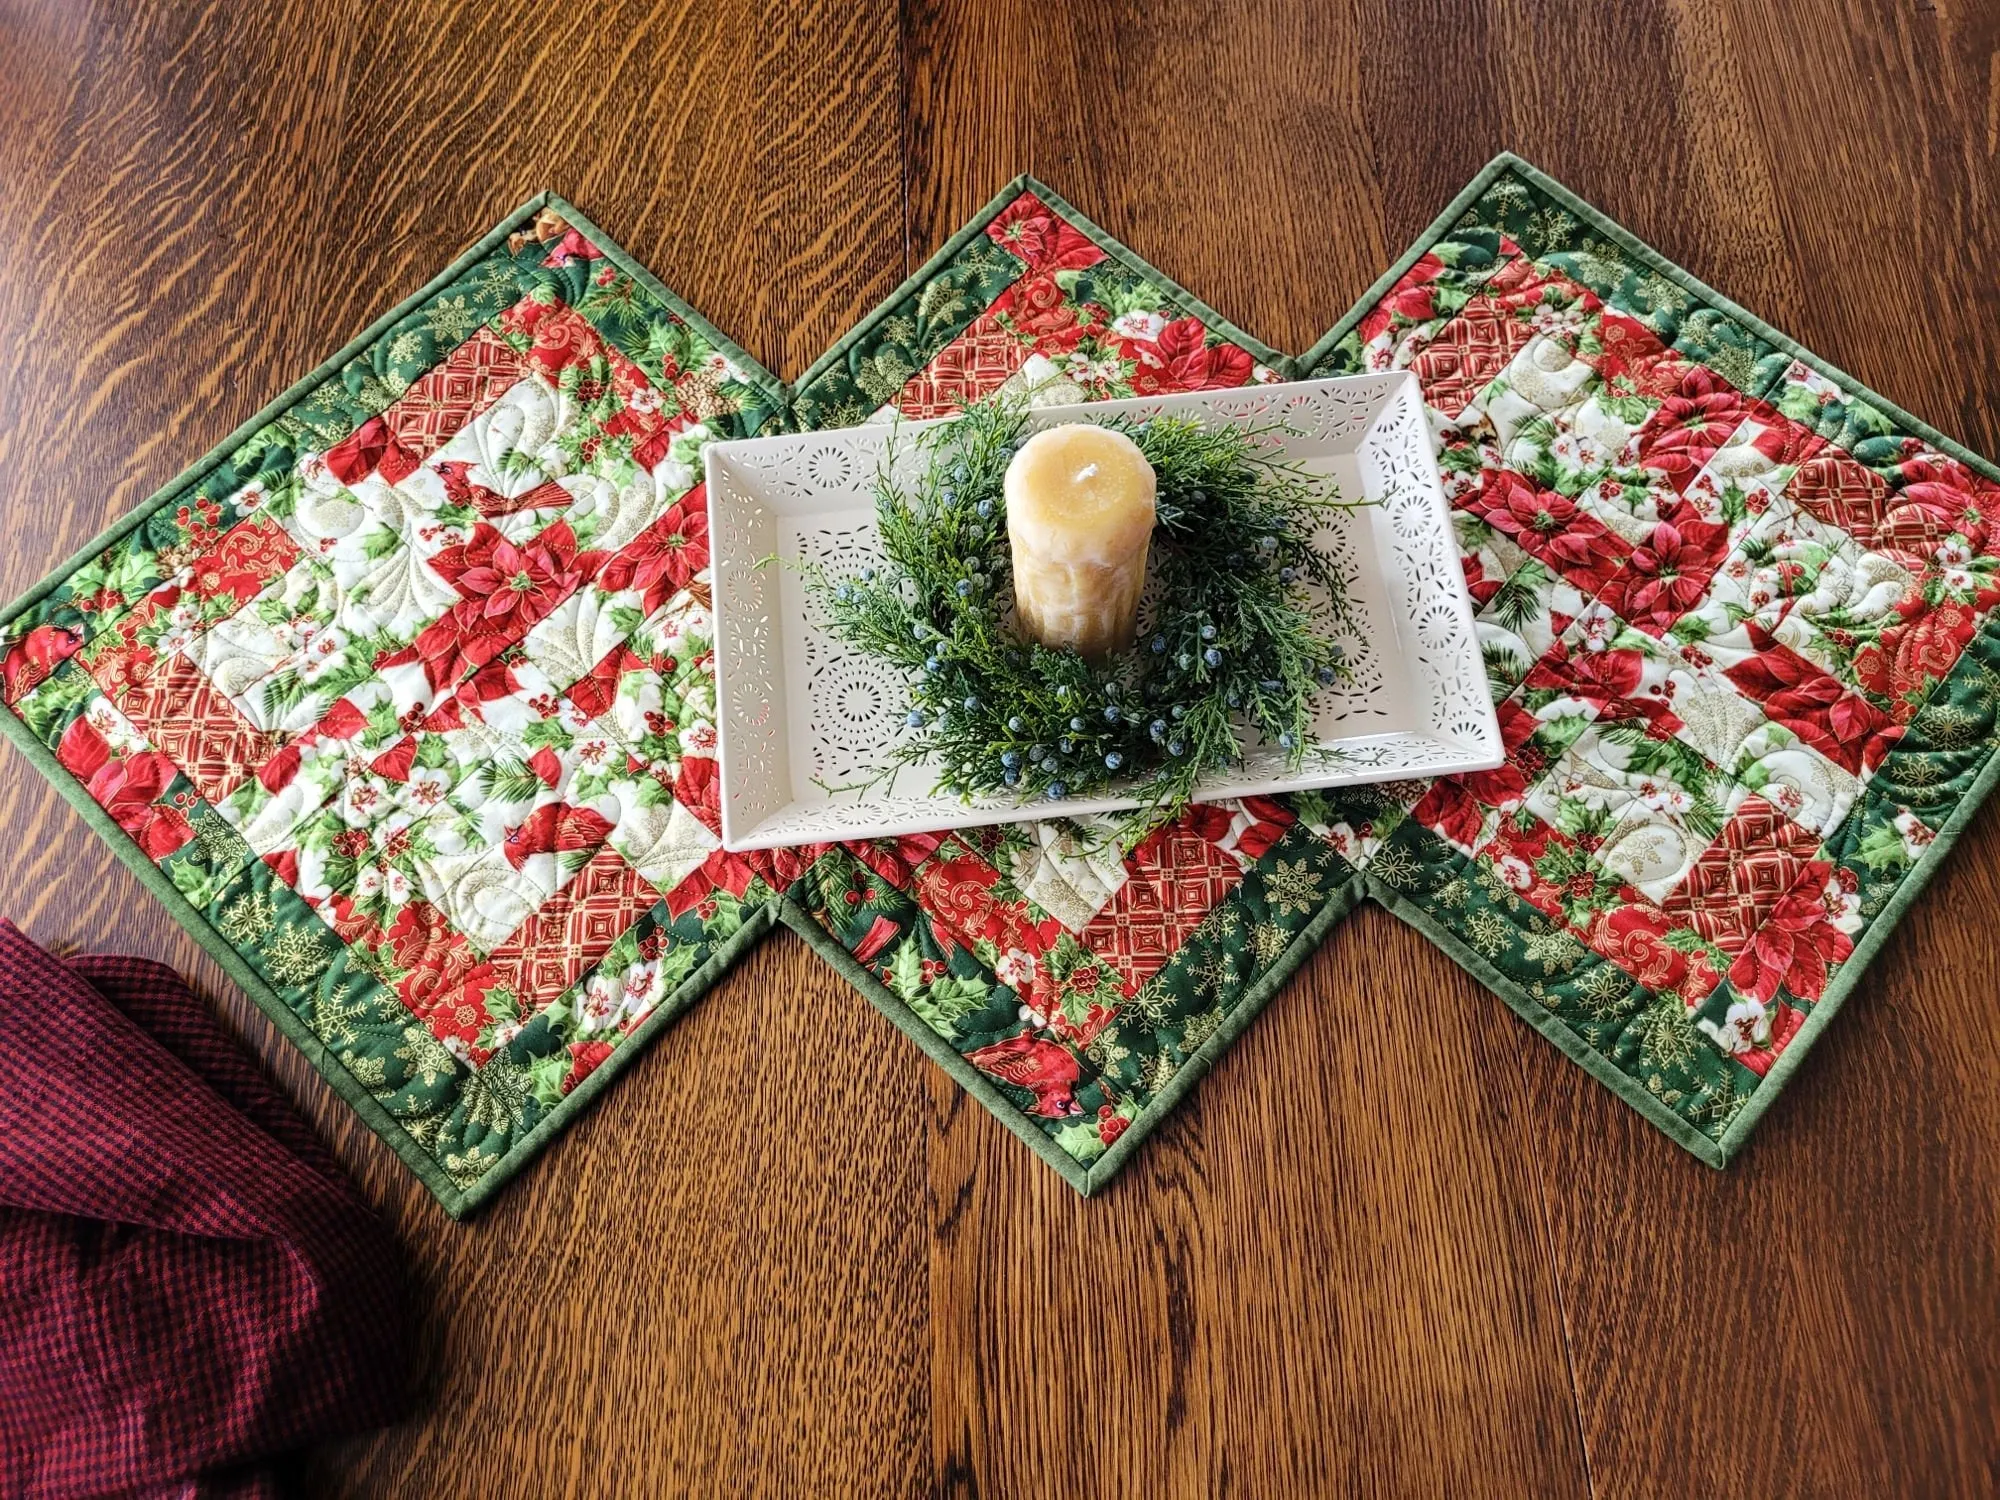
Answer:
[842,831,946,890]
[314,696,371,743]
[1229,796,1296,863]
[262,848,301,890]
[457,654,525,708]
[1149,318,1255,392]
[1122,805,1230,879]
[985,194,1104,273]
[2,623,84,704]
[1726,628,1900,773]
[753,840,832,896]
[561,645,642,720]
[1358,254,1446,346]
[1727,863,1855,1006]
[663,846,764,920]
[1412,701,1539,849]
[1745,417,1823,468]
[1524,629,1680,734]
[56,718,193,858]
[674,755,721,836]
[599,492,710,615]
[1475,470,1626,586]
[389,521,601,690]
[563,1040,616,1093]
[1600,511,1729,633]
[1480,469,1574,540]
[1868,458,1999,566]
[1636,368,1751,491]
[454,520,595,625]
[1461,553,1502,609]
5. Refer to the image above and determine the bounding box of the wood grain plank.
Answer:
[904,5,1591,1492]
[920,906,1592,1497]
[1505,3,2000,1497]
[903,0,1392,357]
[298,1,914,1494]
[0,0,370,1149]
[0,0,1996,1495]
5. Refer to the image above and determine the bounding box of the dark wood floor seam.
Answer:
[1513,1041,1598,1500]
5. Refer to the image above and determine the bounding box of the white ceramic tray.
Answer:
[704,373,1502,851]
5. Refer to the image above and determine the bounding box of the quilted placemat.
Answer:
[4,156,1994,1217]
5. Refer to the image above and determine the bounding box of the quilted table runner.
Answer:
[5,155,1995,1217]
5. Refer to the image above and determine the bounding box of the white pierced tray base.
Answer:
[706,374,1502,850]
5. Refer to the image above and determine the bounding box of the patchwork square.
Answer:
[381,327,525,457]
[1078,811,1247,992]
[893,310,1033,418]
[1660,794,1825,950]
[4,162,1997,1216]
[117,652,288,804]
[485,846,662,1012]
[1412,299,1537,419]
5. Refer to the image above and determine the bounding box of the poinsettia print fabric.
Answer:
[5,168,1995,1211]
[794,190,1281,429]
[789,169,2000,1174]
[1312,165,2000,1143]
[791,190,1320,1171]
[2,201,791,1209]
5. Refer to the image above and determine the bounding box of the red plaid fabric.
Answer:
[0,921,408,1497]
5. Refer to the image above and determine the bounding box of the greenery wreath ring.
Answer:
[812,394,1365,835]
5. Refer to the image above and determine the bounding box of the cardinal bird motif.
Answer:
[1,623,83,704]
[502,802,615,870]
[434,460,571,519]
[964,1035,1085,1118]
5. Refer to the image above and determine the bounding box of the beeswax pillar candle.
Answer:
[1003,424,1156,659]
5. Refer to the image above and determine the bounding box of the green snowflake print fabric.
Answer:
[3,159,1993,1215]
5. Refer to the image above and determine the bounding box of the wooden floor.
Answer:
[3,1,1998,1494]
